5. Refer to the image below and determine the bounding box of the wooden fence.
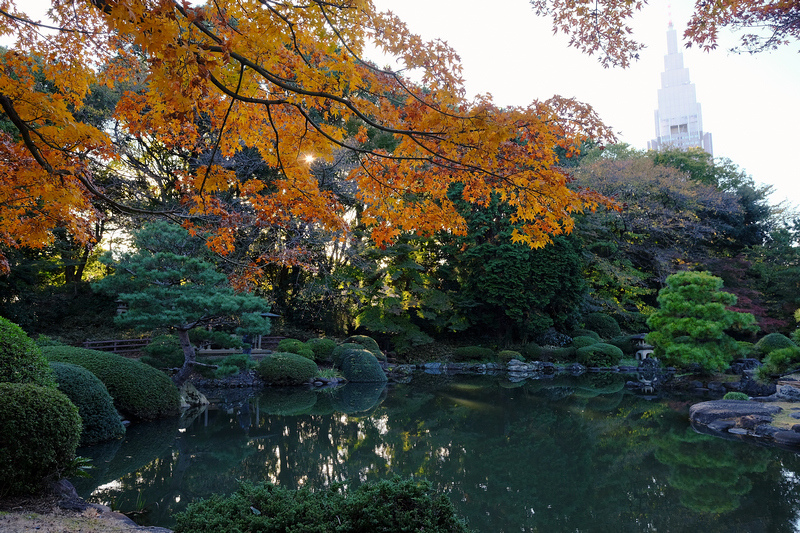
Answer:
[82,338,152,354]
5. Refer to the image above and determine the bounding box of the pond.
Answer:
[72,373,800,532]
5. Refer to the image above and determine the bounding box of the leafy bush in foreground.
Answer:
[256,352,319,385]
[50,362,125,446]
[174,477,471,533]
[43,346,181,420]
[0,316,55,387]
[0,382,81,497]
[757,346,800,378]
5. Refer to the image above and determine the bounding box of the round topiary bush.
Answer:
[608,335,637,356]
[344,335,385,361]
[340,349,387,383]
[256,352,319,386]
[576,343,624,368]
[0,382,81,497]
[277,338,315,360]
[498,350,524,364]
[571,329,601,341]
[331,343,366,368]
[583,313,621,339]
[42,346,181,420]
[50,362,125,446]
[572,336,600,349]
[452,346,495,362]
[723,391,750,401]
[755,333,797,355]
[0,316,55,387]
[520,343,542,360]
[305,338,337,363]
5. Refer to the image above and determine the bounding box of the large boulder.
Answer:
[689,400,782,426]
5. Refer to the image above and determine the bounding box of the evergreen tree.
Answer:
[93,222,271,385]
[646,271,758,372]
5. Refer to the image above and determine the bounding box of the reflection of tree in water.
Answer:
[71,377,800,532]
[655,426,771,514]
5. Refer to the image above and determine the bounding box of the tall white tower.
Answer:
[648,23,713,155]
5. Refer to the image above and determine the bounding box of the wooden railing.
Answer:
[82,338,152,354]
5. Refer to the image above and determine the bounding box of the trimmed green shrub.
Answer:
[141,335,184,369]
[608,335,637,356]
[305,337,337,362]
[572,336,599,349]
[576,343,624,368]
[520,343,542,360]
[50,362,125,446]
[220,353,252,370]
[174,477,470,533]
[498,350,524,364]
[0,382,81,496]
[0,316,55,387]
[340,349,388,383]
[452,346,495,362]
[723,392,750,400]
[42,346,181,420]
[755,333,797,355]
[539,346,576,363]
[256,352,319,385]
[571,329,601,341]
[277,338,315,360]
[583,313,621,339]
[332,343,365,367]
[344,335,385,361]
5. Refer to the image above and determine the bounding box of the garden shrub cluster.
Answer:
[50,362,125,446]
[0,382,81,497]
[43,346,181,420]
[344,335,385,361]
[519,343,541,360]
[758,346,800,378]
[539,346,575,363]
[174,477,471,533]
[451,346,495,362]
[331,342,365,367]
[0,316,55,387]
[583,313,621,339]
[576,343,624,368]
[497,350,523,364]
[256,352,319,385]
[607,335,637,356]
[723,391,750,400]
[571,329,601,341]
[340,348,387,383]
[277,338,315,360]
[306,337,337,362]
[572,336,599,349]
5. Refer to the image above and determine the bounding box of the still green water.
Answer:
[73,373,800,532]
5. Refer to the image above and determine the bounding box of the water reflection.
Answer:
[73,375,800,532]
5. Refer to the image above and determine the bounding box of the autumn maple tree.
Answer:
[0,0,615,276]
[531,0,800,67]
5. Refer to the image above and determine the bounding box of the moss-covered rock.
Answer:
[256,352,319,386]
[340,349,387,383]
[50,362,125,446]
[0,317,55,387]
[0,382,81,496]
[42,346,181,420]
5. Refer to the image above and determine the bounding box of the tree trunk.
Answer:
[173,328,197,386]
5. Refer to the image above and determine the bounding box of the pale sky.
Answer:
[371,0,800,210]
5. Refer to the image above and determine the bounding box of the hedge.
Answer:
[0,316,55,387]
[50,362,125,446]
[340,349,387,383]
[0,382,81,496]
[256,352,319,386]
[42,346,181,420]
[576,343,624,368]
